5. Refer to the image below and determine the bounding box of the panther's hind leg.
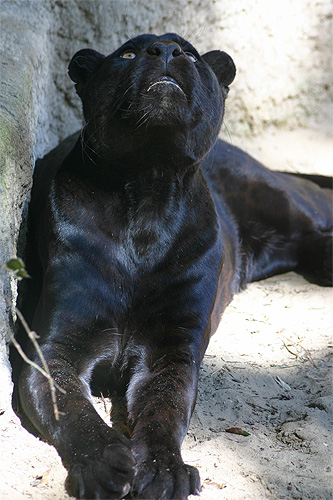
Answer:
[296,231,332,286]
[273,172,332,286]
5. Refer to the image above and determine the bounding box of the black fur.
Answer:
[13,33,332,500]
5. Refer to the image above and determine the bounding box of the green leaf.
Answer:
[226,427,250,436]
[5,258,26,271]
[15,269,31,280]
[5,258,31,279]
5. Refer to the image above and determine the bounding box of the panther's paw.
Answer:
[322,235,333,286]
[132,456,201,500]
[311,234,333,286]
[66,440,135,499]
[298,233,333,286]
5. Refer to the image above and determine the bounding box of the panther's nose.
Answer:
[147,41,184,64]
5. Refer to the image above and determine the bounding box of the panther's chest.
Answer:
[50,185,183,275]
[44,169,223,332]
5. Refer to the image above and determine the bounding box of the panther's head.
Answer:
[69,33,236,166]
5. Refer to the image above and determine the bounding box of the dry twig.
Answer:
[3,260,66,420]
[283,336,317,368]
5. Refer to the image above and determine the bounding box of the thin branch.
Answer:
[283,336,317,368]
[282,340,298,358]
[4,295,66,421]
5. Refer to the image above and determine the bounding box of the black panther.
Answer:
[13,33,332,499]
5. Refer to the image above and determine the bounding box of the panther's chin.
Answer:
[131,87,189,128]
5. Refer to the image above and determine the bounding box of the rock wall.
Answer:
[0,0,332,411]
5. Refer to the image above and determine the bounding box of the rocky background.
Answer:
[0,1,332,499]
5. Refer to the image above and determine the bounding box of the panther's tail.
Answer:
[282,172,333,189]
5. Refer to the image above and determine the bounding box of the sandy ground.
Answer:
[0,127,332,500]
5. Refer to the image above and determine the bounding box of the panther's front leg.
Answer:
[127,348,202,500]
[18,344,135,499]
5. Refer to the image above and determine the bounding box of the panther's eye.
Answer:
[121,51,136,60]
[185,52,197,63]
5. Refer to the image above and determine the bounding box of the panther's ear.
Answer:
[202,50,236,94]
[68,49,105,98]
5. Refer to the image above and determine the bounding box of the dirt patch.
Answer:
[184,271,332,499]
